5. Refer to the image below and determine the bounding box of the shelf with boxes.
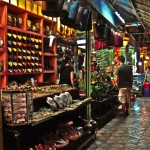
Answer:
[0,1,57,88]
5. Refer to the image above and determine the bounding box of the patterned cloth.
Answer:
[118,88,132,103]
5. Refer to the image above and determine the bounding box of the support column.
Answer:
[85,31,91,120]
[0,76,3,150]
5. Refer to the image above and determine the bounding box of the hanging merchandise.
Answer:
[94,40,106,50]
[125,25,145,34]
[60,0,72,17]
[105,27,114,47]
[79,8,92,31]
[60,0,79,28]
[113,32,123,47]
[74,6,84,29]
[93,15,107,42]
[42,0,65,17]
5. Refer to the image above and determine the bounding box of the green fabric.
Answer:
[115,64,133,88]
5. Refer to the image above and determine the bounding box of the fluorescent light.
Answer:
[115,11,125,24]
[77,39,86,44]
[78,45,86,49]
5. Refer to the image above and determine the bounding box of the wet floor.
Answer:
[87,97,150,150]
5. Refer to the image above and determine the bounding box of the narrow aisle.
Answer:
[88,97,150,150]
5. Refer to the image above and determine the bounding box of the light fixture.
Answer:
[138,62,142,66]
[49,29,56,48]
[115,11,125,24]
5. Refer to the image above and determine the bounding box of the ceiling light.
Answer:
[115,11,125,24]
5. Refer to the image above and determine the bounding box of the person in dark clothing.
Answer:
[115,56,133,117]
[58,57,75,87]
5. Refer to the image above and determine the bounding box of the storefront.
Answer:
[0,0,149,150]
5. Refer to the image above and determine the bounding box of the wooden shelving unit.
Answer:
[0,1,57,89]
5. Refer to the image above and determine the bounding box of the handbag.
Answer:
[79,8,92,31]
[42,0,65,17]
[60,0,79,27]
[113,32,123,47]
[60,0,72,17]
[74,6,84,29]
[93,15,107,41]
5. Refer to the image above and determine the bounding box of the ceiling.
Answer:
[86,0,150,48]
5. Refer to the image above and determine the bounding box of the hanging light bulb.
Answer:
[49,23,56,48]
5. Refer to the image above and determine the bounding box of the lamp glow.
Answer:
[49,35,55,47]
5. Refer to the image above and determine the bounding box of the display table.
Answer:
[3,89,96,150]
[92,95,120,129]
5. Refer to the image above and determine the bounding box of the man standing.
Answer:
[115,56,133,117]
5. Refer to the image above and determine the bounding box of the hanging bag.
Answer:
[60,0,79,27]
[42,0,65,17]
[79,8,92,31]
[93,15,107,41]
[60,0,72,17]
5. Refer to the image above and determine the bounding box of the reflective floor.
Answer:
[88,97,150,150]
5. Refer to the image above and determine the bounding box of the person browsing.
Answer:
[58,57,75,87]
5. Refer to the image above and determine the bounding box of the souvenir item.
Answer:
[35,23,40,32]
[7,15,12,26]
[27,20,32,30]
[17,17,23,27]
[0,38,4,47]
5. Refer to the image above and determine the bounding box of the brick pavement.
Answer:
[87,97,150,150]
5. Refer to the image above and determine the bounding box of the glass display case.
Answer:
[132,73,144,95]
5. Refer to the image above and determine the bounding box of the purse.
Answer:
[53,95,64,109]
[42,0,65,17]
[46,97,58,111]
[60,0,79,27]
[60,0,72,17]
[93,15,107,41]
[79,8,92,31]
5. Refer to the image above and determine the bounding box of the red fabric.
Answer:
[94,40,106,50]
[143,82,150,89]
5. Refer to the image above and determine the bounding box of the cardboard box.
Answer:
[18,0,25,9]
[26,0,32,12]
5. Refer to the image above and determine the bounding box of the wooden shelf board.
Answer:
[44,70,55,74]
[0,24,5,29]
[43,53,56,57]
[8,72,42,75]
[0,71,6,75]
[7,26,42,36]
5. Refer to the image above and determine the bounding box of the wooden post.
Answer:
[0,75,3,150]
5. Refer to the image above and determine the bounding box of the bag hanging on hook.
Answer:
[93,15,107,41]
[79,8,92,31]
[42,0,65,17]
[60,0,79,27]
[60,0,72,17]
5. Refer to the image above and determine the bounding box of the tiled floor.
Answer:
[87,97,150,150]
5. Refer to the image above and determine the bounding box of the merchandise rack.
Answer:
[0,1,57,89]
[3,90,96,150]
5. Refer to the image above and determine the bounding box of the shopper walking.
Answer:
[58,57,75,87]
[115,55,133,117]
[144,66,150,82]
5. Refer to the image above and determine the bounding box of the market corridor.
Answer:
[88,97,150,150]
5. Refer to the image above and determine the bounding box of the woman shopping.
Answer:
[144,66,150,82]
[58,57,75,87]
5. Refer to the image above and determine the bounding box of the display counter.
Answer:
[3,88,96,150]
